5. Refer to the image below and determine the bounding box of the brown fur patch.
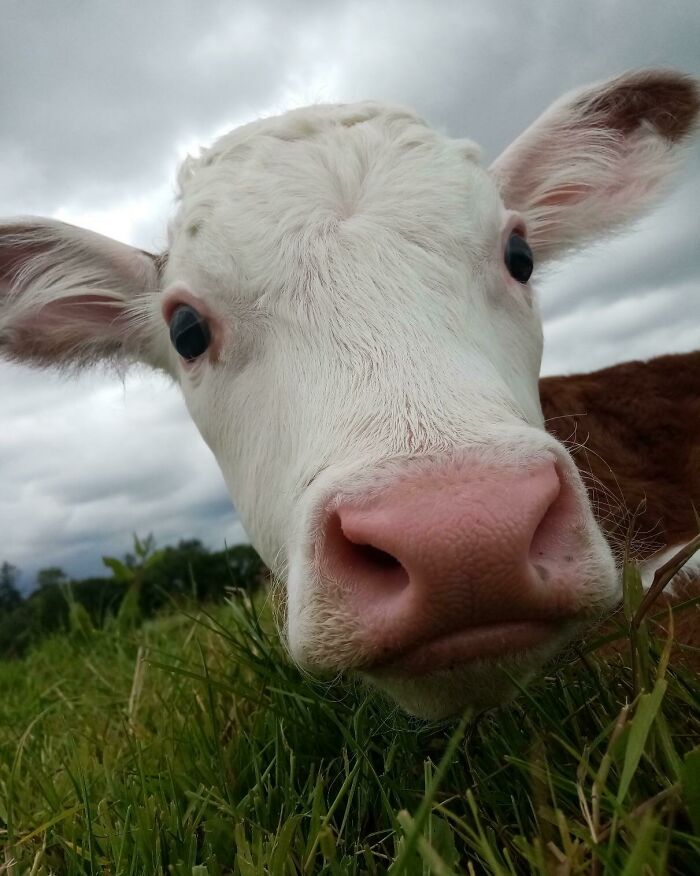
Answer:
[541,351,700,666]
[576,70,700,143]
[541,350,700,552]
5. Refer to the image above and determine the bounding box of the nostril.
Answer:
[532,562,550,582]
[354,542,402,570]
[323,510,410,591]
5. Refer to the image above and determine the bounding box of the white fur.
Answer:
[641,545,700,595]
[1,72,697,718]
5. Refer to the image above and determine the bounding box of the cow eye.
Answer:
[504,232,533,283]
[169,304,211,361]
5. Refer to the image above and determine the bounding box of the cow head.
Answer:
[1,71,698,718]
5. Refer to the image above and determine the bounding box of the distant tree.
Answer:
[0,601,32,657]
[132,537,208,614]
[36,567,68,590]
[72,577,125,626]
[121,533,157,572]
[0,562,22,612]
[0,537,268,661]
[226,544,266,592]
[26,582,70,633]
[177,538,207,554]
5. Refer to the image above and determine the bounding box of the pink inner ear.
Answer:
[537,184,594,208]
[32,294,127,330]
[0,218,160,366]
[537,155,661,211]
[7,294,131,363]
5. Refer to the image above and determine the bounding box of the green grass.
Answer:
[0,572,699,874]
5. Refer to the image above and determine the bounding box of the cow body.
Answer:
[1,71,698,719]
[542,351,700,556]
[543,352,700,665]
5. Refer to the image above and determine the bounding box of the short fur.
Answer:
[541,351,700,555]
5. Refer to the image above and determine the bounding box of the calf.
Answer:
[1,71,698,719]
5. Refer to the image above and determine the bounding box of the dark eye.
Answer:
[169,304,211,361]
[504,232,533,283]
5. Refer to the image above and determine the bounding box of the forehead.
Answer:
[167,102,503,294]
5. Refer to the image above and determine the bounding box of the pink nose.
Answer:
[319,461,586,670]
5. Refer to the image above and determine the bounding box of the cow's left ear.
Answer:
[0,218,167,370]
[490,70,700,261]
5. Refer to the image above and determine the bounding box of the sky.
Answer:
[2,0,699,588]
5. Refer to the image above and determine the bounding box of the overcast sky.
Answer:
[2,0,699,587]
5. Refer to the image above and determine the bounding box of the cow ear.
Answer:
[0,218,167,369]
[490,70,700,261]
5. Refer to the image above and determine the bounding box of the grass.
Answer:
[0,568,699,874]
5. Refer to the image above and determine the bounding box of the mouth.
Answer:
[364,620,565,679]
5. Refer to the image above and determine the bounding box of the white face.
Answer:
[160,103,617,718]
[166,105,544,563]
[3,72,697,719]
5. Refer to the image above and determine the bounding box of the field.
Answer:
[1,569,699,874]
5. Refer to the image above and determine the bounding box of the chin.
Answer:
[362,627,580,721]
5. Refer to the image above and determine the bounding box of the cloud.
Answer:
[1,0,699,584]
[0,365,243,584]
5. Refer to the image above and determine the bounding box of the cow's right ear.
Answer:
[0,218,168,370]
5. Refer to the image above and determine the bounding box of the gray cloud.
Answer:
[1,0,699,584]
[2,3,284,210]
[1,365,238,584]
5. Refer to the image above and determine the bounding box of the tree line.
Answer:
[0,537,266,660]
